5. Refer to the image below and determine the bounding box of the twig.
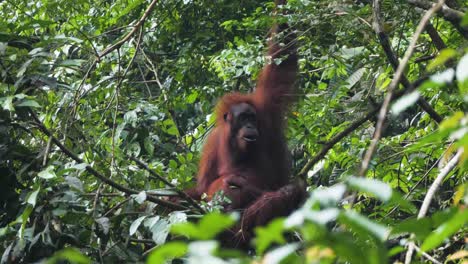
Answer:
[129,238,155,244]
[298,75,433,179]
[69,0,159,121]
[384,146,446,217]
[103,197,132,217]
[407,0,468,39]
[413,244,443,264]
[404,148,463,264]
[82,193,123,197]
[359,0,446,178]
[414,54,436,63]
[98,0,159,58]
[29,110,186,211]
[372,0,443,123]
[42,137,52,166]
[298,109,377,179]
[407,0,465,23]
[129,156,203,211]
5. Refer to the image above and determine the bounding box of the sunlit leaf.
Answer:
[129,216,147,236]
[346,177,392,202]
[427,49,456,71]
[27,188,40,207]
[391,91,420,116]
[421,209,468,252]
[17,99,41,108]
[262,243,300,264]
[456,53,468,82]
[1,96,14,111]
[96,217,110,235]
[340,211,390,241]
[134,191,147,204]
[391,217,431,240]
[38,166,56,179]
[255,219,286,254]
[146,242,187,264]
[47,248,91,264]
[171,212,236,240]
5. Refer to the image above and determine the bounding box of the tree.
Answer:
[0,0,467,263]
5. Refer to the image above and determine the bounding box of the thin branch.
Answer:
[407,0,468,39]
[384,145,447,217]
[425,23,447,50]
[98,0,159,58]
[359,0,445,178]
[415,54,436,63]
[372,0,443,123]
[298,109,377,179]
[404,148,463,264]
[129,156,203,211]
[298,74,434,179]
[103,197,132,217]
[29,110,186,211]
[408,0,464,22]
[413,244,443,264]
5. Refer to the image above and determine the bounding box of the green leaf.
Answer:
[130,216,147,236]
[255,219,286,255]
[163,118,180,137]
[17,99,41,108]
[58,59,85,67]
[262,243,299,264]
[427,49,456,71]
[170,221,200,239]
[144,137,154,156]
[346,177,392,202]
[27,188,40,207]
[65,176,84,192]
[391,217,431,240]
[186,91,198,103]
[134,191,147,204]
[171,212,236,240]
[17,59,33,77]
[346,68,366,88]
[340,211,390,241]
[328,232,369,264]
[462,11,468,26]
[150,219,170,245]
[46,247,91,264]
[146,242,187,264]
[38,166,56,180]
[456,53,468,82]
[2,96,14,111]
[440,111,464,131]
[310,184,347,206]
[391,91,420,116]
[96,217,110,235]
[420,209,468,252]
[18,206,33,239]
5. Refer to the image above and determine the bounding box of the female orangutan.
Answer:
[183,0,306,247]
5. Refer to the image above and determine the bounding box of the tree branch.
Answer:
[98,0,159,58]
[373,1,443,123]
[407,0,468,39]
[298,109,377,179]
[129,156,203,211]
[425,23,447,50]
[29,110,187,211]
[404,148,463,264]
[359,0,445,178]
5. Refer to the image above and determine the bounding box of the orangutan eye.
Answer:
[223,113,228,121]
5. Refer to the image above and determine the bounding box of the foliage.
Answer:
[0,0,467,263]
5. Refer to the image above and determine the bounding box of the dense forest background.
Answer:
[0,0,467,263]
